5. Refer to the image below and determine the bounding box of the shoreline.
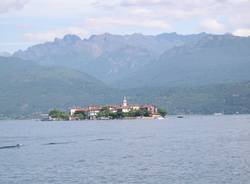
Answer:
[1,114,250,121]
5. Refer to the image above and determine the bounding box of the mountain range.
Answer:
[14,33,250,88]
[1,32,250,118]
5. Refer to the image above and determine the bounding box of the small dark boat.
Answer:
[44,141,75,145]
[177,115,184,118]
[0,144,22,149]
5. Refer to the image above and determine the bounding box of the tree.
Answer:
[142,109,151,117]
[116,111,125,118]
[108,112,117,119]
[158,108,167,117]
[97,107,111,118]
[74,112,86,120]
[49,109,69,120]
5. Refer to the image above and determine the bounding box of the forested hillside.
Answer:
[0,57,118,118]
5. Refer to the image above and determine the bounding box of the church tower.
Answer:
[123,96,128,107]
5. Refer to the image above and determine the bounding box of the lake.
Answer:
[0,115,250,184]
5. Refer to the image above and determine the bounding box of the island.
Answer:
[48,97,167,121]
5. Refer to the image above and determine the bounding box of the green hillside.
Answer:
[0,57,119,119]
[124,82,250,114]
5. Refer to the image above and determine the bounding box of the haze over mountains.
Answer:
[1,32,250,118]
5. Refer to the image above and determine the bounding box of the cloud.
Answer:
[85,17,171,29]
[200,19,226,33]
[121,0,172,7]
[0,0,29,13]
[233,28,250,37]
[3,0,250,53]
[121,0,240,7]
[120,0,250,35]
[23,27,89,43]
[120,0,250,20]
[22,16,171,44]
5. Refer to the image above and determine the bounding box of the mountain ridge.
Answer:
[13,32,210,82]
[13,32,250,88]
[113,34,250,88]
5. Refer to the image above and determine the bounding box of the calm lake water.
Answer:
[0,115,250,184]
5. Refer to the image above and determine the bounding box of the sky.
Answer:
[1,0,250,53]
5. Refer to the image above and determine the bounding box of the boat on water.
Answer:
[177,115,184,118]
[213,113,224,116]
[157,117,165,120]
[0,144,22,149]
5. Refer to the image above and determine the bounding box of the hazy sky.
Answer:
[1,0,250,52]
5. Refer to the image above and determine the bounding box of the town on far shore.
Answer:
[48,97,167,121]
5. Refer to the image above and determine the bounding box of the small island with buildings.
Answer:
[48,97,167,121]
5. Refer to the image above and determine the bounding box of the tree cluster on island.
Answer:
[49,110,69,121]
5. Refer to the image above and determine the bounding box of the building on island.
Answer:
[69,96,161,120]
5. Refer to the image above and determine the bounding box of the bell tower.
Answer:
[123,96,128,107]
